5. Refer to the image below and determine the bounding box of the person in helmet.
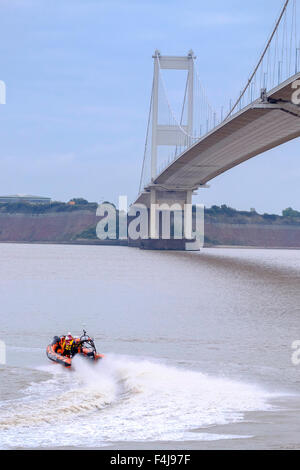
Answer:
[64,333,75,356]
[51,333,81,358]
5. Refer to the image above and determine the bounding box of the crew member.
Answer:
[51,333,81,358]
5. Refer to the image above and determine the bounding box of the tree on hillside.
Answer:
[69,198,89,205]
[282,207,300,218]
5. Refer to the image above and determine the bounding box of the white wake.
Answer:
[0,354,273,447]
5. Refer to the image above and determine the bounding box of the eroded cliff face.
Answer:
[205,222,300,248]
[0,210,299,248]
[0,211,98,242]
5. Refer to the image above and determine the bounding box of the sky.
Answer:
[0,0,299,214]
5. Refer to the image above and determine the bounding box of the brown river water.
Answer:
[0,243,299,449]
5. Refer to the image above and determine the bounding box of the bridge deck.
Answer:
[135,73,300,206]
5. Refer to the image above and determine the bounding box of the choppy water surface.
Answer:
[0,244,299,449]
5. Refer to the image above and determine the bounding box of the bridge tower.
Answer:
[144,50,200,250]
[151,49,195,181]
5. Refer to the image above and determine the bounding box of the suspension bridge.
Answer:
[133,0,300,250]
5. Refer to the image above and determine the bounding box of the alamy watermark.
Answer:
[95,196,204,250]
[291,340,300,366]
[291,79,300,105]
[0,340,6,365]
[0,80,6,105]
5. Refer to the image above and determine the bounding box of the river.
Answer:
[0,243,299,449]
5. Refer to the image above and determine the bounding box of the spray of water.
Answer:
[0,355,274,447]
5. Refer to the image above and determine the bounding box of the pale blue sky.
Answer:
[0,0,299,213]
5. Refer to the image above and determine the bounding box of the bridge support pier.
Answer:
[136,187,201,251]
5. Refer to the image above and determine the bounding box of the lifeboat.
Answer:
[46,330,104,368]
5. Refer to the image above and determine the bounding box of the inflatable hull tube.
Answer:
[46,344,104,368]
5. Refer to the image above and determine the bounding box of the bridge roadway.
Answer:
[135,73,300,208]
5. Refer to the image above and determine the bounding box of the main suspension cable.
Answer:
[225,0,290,120]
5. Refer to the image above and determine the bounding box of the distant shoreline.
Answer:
[0,240,299,250]
[0,204,299,249]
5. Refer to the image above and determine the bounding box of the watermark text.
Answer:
[0,80,6,104]
[0,340,6,365]
[291,80,300,105]
[291,340,300,366]
[96,196,204,250]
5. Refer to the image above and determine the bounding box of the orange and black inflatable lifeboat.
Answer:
[46,334,104,368]
[46,343,72,367]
